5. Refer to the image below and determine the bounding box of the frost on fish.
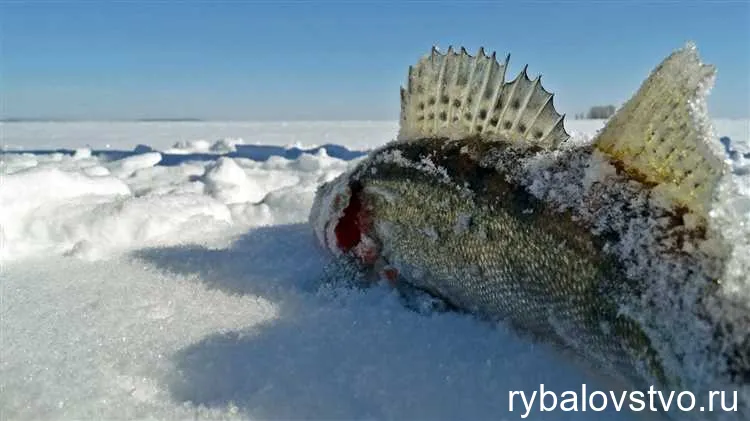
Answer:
[310,44,749,418]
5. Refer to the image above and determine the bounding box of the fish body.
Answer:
[309,44,749,418]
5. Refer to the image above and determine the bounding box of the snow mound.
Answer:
[0,164,233,260]
[0,145,355,261]
[167,137,245,154]
[202,157,265,204]
[108,151,162,177]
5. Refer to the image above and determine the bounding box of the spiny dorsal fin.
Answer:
[593,42,729,219]
[398,46,569,148]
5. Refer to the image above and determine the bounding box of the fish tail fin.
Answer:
[593,42,729,219]
[398,46,569,148]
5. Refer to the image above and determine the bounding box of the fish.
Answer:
[309,43,749,418]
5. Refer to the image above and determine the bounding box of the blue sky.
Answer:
[2,1,748,120]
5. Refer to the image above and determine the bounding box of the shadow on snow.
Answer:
[133,224,651,421]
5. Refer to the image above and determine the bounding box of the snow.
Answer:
[108,152,163,178]
[1,120,747,420]
[1,121,400,151]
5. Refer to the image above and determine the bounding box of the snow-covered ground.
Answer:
[1,121,400,152]
[1,120,748,420]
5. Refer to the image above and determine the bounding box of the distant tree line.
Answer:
[573,105,617,120]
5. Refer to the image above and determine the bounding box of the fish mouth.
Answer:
[310,175,380,265]
[333,181,365,253]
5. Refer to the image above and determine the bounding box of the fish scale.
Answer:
[352,140,663,389]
